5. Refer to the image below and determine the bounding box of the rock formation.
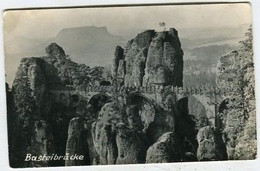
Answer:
[116,123,148,164]
[233,110,257,160]
[216,30,256,160]
[8,26,256,168]
[112,28,183,87]
[112,46,124,79]
[9,43,106,167]
[28,120,55,167]
[91,122,118,165]
[91,102,122,164]
[146,132,183,163]
[91,102,149,165]
[45,43,66,61]
[65,117,86,166]
[143,29,183,87]
[90,28,196,165]
[216,51,239,88]
[196,126,227,161]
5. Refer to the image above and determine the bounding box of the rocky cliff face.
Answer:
[112,46,124,85]
[216,27,256,160]
[146,132,183,163]
[88,28,214,165]
[143,29,183,87]
[196,126,227,161]
[9,29,218,167]
[28,120,55,167]
[65,117,87,166]
[91,102,148,165]
[9,27,254,168]
[10,43,98,167]
[112,28,183,87]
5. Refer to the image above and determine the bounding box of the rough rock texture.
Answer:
[131,48,148,87]
[124,30,155,87]
[104,29,186,164]
[233,110,257,160]
[126,105,144,130]
[27,62,47,114]
[11,57,43,167]
[84,122,99,165]
[116,123,148,164]
[232,37,256,160]
[12,57,49,119]
[9,34,185,168]
[117,59,126,85]
[112,29,183,87]
[127,93,175,143]
[87,93,112,117]
[127,94,155,131]
[91,102,122,164]
[143,29,183,87]
[45,43,66,61]
[10,43,101,167]
[112,46,124,80]
[145,108,176,144]
[91,101,149,165]
[8,26,257,168]
[90,92,186,165]
[216,51,238,88]
[216,43,256,160]
[28,120,55,167]
[216,51,242,159]
[196,126,227,161]
[109,29,184,148]
[146,132,183,163]
[92,122,118,165]
[187,96,208,131]
[65,117,86,166]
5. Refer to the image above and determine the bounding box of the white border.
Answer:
[0,0,259,170]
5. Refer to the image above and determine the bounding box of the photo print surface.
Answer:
[3,3,256,168]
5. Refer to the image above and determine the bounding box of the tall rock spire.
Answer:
[112,28,183,87]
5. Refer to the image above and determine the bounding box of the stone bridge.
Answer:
[48,85,233,126]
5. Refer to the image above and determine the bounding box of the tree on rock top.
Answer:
[45,43,66,60]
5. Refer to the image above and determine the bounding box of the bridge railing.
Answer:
[71,85,234,96]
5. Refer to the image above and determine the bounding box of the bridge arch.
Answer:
[175,96,208,130]
[127,92,158,140]
[127,92,155,106]
[174,96,208,154]
[127,92,156,124]
[87,93,112,117]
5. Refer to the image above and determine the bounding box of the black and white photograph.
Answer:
[3,2,257,168]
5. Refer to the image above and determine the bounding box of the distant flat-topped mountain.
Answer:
[6,26,124,65]
[55,26,124,65]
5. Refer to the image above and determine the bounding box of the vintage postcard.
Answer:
[3,3,256,168]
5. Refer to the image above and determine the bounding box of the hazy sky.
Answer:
[4,3,252,41]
